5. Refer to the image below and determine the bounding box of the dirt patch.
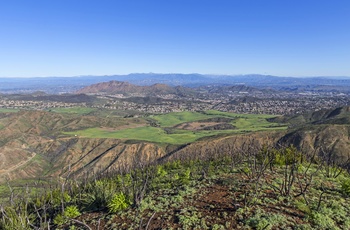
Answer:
[174,117,236,131]
[175,122,235,131]
[198,117,234,123]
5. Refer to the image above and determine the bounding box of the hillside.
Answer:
[2,106,350,184]
[1,106,350,228]
[0,109,286,183]
[0,110,149,182]
[266,106,350,170]
[76,80,195,97]
[270,106,350,126]
[2,144,350,229]
[200,84,273,95]
[1,106,350,185]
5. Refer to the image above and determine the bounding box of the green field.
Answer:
[64,111,287,144]
[66,126,258,145]
[152,111,218,127]
[0,108,20,113]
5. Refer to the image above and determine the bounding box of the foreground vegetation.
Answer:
[1,144,350,229]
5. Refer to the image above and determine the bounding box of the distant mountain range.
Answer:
[75,80,274,98]
[1,73,350,94]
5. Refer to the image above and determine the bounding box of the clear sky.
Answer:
[0,0,349,77]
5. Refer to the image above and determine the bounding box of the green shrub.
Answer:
[340,178,350,196]
[64,205,81,219]
[164,160,182,170]
[343,219,350,229]
[329,200,347,222]
[241,166,251,175]
[53,205,81,225]
[246,217,269,230]
[274,146,302,166]
[47,189,71,207]
[53,213,65,225]
[295,199,311,214]
[212,224,225,230]
[245,209,287,230]
[177,208,201,229]
[310,212,338,229]
[0,206,33,230]
[179,168,191,185]
[108,193,130,213]
[80,179,118,210]
[156,165,168,177]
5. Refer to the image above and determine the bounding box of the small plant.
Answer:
[0,205,33,230]
[179,168,191,185]
[47,189,71,207]
[245,209,287,230]
[53,213,65,225]
[64,205,81,219]
[295,199,311,214]
[156,165,167,177]
[340,178,350,196]
[108,193,130,213]
[309,211,337,229]
[53,205,81,225]
[177,208,201,229]
[212,224,225,230]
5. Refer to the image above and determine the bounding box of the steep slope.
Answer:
[162,131,283,162]
[0,110,128,140]
[278,125,350,163]
[34,138,166,178]
[271,106,350,126]
[271,106,350,163]
[0,111,148,182]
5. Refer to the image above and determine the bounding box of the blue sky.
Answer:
[0,0,349,77]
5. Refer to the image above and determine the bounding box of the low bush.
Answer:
[107,193,130,213]
[340,178,350,196]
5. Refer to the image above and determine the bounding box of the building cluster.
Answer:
[1,92,350,116]
[0,99,85,110]
[94,95,350,115]
[217,98,350,115]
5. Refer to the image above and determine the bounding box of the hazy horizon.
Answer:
[0,72,350,79]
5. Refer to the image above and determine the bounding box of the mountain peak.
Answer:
[76,80,193,96]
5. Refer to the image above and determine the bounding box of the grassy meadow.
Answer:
[65,110,287,144]
[0,108,20,113]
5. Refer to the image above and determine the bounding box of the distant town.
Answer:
[1,87,349,116]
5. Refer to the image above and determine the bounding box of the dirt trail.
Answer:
[0,152,37,174]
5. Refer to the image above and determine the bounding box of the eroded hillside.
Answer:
[1,106,350,184]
